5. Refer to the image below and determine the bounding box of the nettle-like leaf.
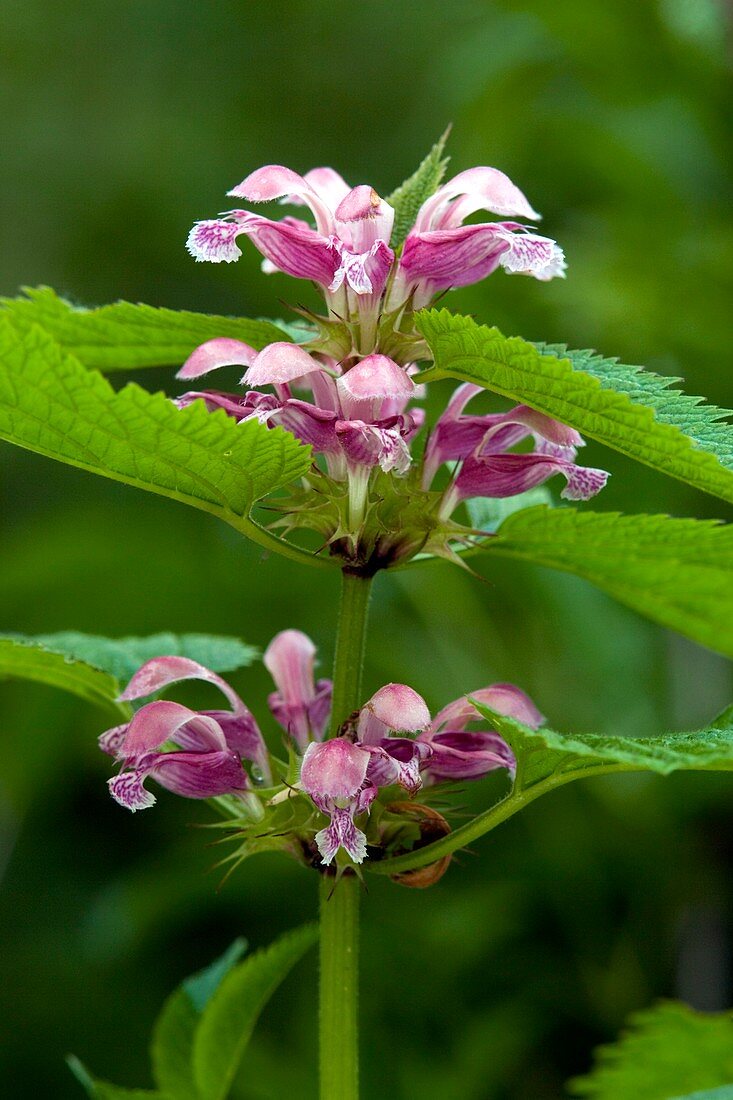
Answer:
[368,706,733,878]
[192,923,318,1100]
[0,637,126,717]
[476,702,733,791]
[3,632,257,684]
[568,1001,733,1100]
[478,506,733,659]
[417,310,733,502]
[385,129,451,250]
[0,287,290,370]
[0,320,322,566]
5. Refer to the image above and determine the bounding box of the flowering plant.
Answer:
[0,133,732,1098]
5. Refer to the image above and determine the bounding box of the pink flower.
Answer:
[419,684,544,782]
[425,383,609,516]
[300,739,376,865]
[264,630,332,750]
[391,166,565,309]
[186,165,395,311]
[99,656,270,811]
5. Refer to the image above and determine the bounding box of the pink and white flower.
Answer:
[100,656,270,811]
[264,629,332,750]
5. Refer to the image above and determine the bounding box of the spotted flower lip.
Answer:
[101,699,251,812]
[300,738,376,865]
[187,164,396,304]
[186,159,564,335]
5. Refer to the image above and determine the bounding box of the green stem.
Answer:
[366,762,642,876]
[318,569,373,1100]
[329,570,373,734]
[319,872,360,1100]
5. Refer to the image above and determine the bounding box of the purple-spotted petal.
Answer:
[498,231,566,280]
[108,770,157,811]
[177,338,258,380]
[187,219,247,263]
[315,806,368,865]
[98,724,128,758]
[336,421,411,474]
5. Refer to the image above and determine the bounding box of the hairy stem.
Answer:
[329,570,373,734]
[319,872,360,1100]
[319,569,373,1100]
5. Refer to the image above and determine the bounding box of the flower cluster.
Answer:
[187,162,565,358]
[100,631,542,870]
[180,159,608,569]
[176,341,608,548]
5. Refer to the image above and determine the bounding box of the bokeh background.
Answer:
[2,1,733,1096]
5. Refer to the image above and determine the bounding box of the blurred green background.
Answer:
[1,1,732,1096]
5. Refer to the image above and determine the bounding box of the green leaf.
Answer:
[478,506,733,658]
[7,632,257,684]
[416,310,733,502]
[1,287,290,370]
[568,1001,733,1099]
[0,637,125,716]
[0,319,322,566]
[473,702,733,791]
[465,485,553,534]
[193,923,318,1100]
[151,939,247,1100]
[385,128,451,250]
[67,1056,167,1099]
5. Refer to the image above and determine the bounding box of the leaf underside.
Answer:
[481,506,733,658]
[417,309,733,503]
[0,637,123,715]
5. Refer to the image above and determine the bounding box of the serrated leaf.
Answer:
[0,287,290,370]
[193,923,318,1100]
[0,320,320,564]
[8,632,257,684]
[478,506,733,658]
[0,637,125,716]
[473,702,733,790]
[151,939,247,1100]
[385,129,451,250]
[67,1056,167,1099]
[568,1002,733,1099]
[417,310,733,502]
